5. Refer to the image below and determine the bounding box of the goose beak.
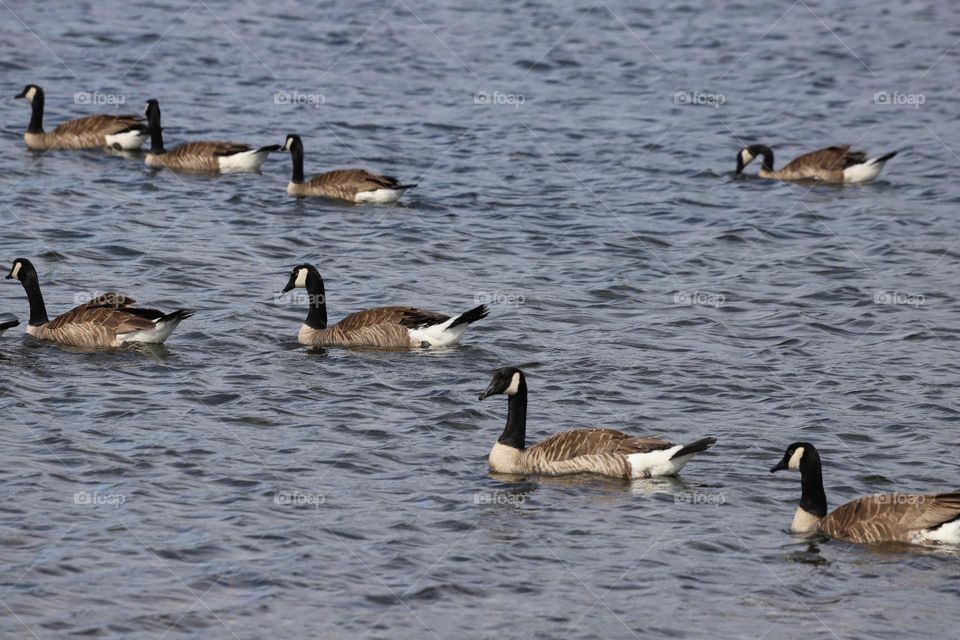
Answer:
[770,459,788,473]
[478,382,498,401]
[281,277,295,294]
[14,90,26,99]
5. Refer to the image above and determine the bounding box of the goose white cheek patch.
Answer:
[788,446,805,470]
[10,263,21,279]
[504,372,521,396]
[294,268,308,288]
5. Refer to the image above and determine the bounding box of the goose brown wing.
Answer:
[306,169,402,192]
[47,293,157,334]
[51,114,145,136]
[527,429,672,462]
[333,306,449,333]
[821,493,960,543]
[782,145,866,172]
[168,141,252,158]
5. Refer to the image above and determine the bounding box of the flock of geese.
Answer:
[6,84,957,550]
[17,85,416,203]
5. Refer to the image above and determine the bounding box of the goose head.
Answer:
[6,258,36,283]
[282,263,320,293]
[282,134,302,153]
[15,85,41,102]
[771,441,820,474]
[144,99,161,125]
[735,144,773,175]
[479,367,525,400]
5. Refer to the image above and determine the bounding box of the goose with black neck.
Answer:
[771,441,960,545]
[479,367,716,479]
[282,134,416,203]
[281,263,488,349]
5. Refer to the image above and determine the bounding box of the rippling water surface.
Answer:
[2,0,959,637]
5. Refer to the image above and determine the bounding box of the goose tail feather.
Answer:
[448,304,489,329]
[671,437,717,459]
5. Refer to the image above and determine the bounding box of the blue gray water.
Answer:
[1,0,959,637]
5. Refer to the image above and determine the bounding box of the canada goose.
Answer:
[15,84,148,151]
[0,318,18,336]
[281,263,487,348]
[771,442,960,545]
[5,258,193,349]
[282,134,416,203]
[143,99,280,173]
[478,367,717,478]
[735,144,897,184]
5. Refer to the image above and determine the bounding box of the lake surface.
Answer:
[1,0,959,637]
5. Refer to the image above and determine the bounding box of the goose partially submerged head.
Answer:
[735,144,774,176]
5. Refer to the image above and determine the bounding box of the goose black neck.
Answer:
[27,92,44,134]
[21,271,49,326]
[146,108,165,154]
[799,460,828,517]
[757,145,774,172]
[149,126,166,154]
[303,270,327,330]
[498,379,528,450]
[290,141,305,183]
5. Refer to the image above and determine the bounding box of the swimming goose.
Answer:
[735,144,897,184]
[0,318,18,336]
[5,258,193,349]
[281,263,487,348]
[771,442,960,545]
[16,84,148,151]
[143,99,280,173]
[478,367,717,478]
[282,134,416,203]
